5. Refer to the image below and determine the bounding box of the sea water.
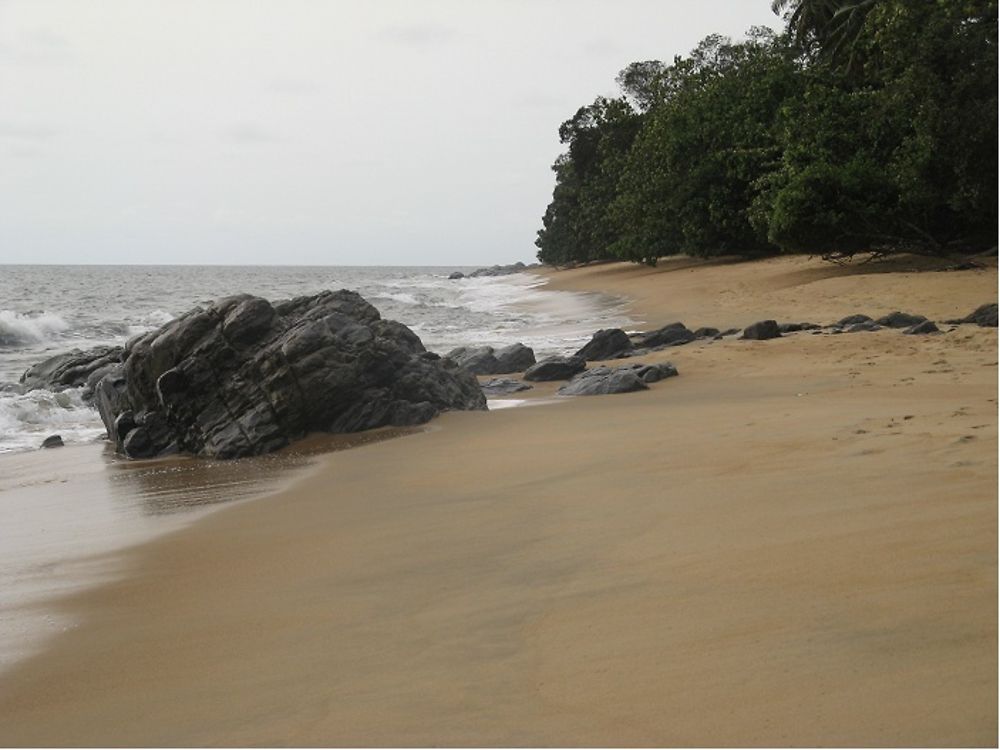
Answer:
[0,264,632,453]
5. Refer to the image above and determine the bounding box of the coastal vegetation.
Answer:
[535,0,998,266]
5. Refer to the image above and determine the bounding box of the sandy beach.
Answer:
[0,254,996,746]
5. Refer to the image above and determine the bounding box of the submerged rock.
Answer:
[447,271,465,280]
[40,434,64,449]
[93,290,486,460]
[523,355,586,382]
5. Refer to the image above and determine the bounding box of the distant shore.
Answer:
[0,253,996,746]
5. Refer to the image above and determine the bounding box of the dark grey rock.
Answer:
[40,434,64,449]
[639,322,696,348]
[846,321,882,333]
[693,327,720,339]
[903,320,941,335]
[622,362,679,383]
[558,367,648,396]
[875,311,928,328]
[480,378,533,396]
[523,355,586,382]
[445,346,499,375]
[779,322,822,333]
[575,329,633,361]
[20,346,124,398]
[447,271,465,280]
[741,320,781,340]
[720,328,742,337]
[445,342,535,375]
[468,262,528,278]
[93,290,486,460]
[945,303,998,328]
[836,314,873,327]
[494,343,536,373]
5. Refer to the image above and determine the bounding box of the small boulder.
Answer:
[445,346,499,376]
[876,311,928,328]
[903,320,941,335]
[523,356,586,382]
[779,322,822,333]
[624,362,679,383]
[493,343,536,373]
[836,314,873,327]
[639,322,696,348]
[693,327,720,339]
[846,321,881,333]
[575,329,633,361]
[447,271,465,280]
[741,320,781,340]
[40,434,64,449]
[558,367,648,396]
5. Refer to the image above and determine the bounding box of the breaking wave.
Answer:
[0,311,70,348]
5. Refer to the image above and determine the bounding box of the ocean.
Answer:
[0,264,632,454]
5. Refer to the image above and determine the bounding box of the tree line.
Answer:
[535,0,998,266]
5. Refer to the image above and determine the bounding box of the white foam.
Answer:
[0,388,106,453]
[0,310,70,347]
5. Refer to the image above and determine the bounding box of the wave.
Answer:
[0,310,70,348]
[0,387,105,453]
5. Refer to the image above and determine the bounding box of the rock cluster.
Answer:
[445,343,536,375]
[557,362,678,396]
[92,290,486,460]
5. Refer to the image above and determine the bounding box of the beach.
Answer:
[0,254,996,746]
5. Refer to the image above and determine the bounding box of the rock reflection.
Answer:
[101,426,420,516]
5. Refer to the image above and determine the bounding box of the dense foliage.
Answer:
[535,0,997,266]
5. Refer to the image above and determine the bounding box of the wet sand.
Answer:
[0,255,996,746]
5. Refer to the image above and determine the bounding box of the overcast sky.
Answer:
[1,1,779,266]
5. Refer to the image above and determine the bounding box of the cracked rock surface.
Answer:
[95,290,486,459]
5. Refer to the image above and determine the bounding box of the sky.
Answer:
[1,1,780,266]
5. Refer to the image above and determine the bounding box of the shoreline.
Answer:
[0,254,996,746]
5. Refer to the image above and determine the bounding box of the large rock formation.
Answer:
[93,290,486,460]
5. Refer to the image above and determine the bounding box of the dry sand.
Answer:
[0,254,996,747]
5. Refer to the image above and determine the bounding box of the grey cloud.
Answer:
[266,77,322,95]
[582,37,623,57]
[0,26,74,64]
[376,23,457,46]
[0,123,57,141]
[221,123,282,144]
